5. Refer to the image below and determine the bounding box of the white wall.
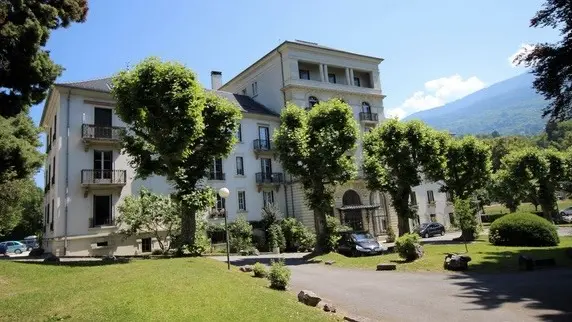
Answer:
[411,182,454,228]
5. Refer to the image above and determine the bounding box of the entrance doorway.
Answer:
[342,190,363,230]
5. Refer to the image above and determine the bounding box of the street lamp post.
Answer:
[218,187,231,270]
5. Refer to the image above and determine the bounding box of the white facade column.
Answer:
[323,64,329,83]
[349,69,355,86]
[345,68,351,86]
[319,64,324,82]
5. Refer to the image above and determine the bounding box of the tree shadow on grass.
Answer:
[448,247,572,322]
[14,259,131,267]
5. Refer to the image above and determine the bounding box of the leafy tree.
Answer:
[273,99,359,249]
[437,136,491,240]
[112,57,241,250]
[0,0,88,116]
[537,120,572,150]
[490,170,524,213]
[227,215,253,252]
[453,197,480,251]
[117,188,180,252]
[516,0,572,120]
[0,0,87,182]
[362,119,447,236]
[500,148,567,220]
[0,178,41,236]
[482,136,537,172]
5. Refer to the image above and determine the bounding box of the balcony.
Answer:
[359,112,378,124]
[89,217,116,229]
[208,172,225,181]
[80,169,127,197]
[255,172,283,192]
[81,124,124,151]
[253,139,274,159]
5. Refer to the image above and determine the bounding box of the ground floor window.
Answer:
[263,190,274,206]
[93,195,112,227]
[141,237,152,253]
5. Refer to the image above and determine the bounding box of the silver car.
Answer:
[559,207,572,223]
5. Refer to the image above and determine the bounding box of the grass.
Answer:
[0,258,337,322]
[314,237,572,273]
[483,199,572,215]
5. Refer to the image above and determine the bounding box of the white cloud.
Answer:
[387,74,485,119]
[508,43,535,67]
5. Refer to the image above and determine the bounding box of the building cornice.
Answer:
[281,81,386,99]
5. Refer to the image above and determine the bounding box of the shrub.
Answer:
[280,217,316,252]
[323,215,351,252]
[253,262,267,278]
[228,215,253,252]
[267,223,286,251]
[395,233,423,261]
[267,259,291,290]
[489,212,559,246]
[151,249,163,255]
[453,197,480,241]
[187,214,210,256]
[261,203,282,231]
[385,226,396,243]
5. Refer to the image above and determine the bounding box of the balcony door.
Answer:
[94,108,112,138]
[261,158,272,180]
[94,150,112,182]
[93,195,112,227]
[258,126,270,150]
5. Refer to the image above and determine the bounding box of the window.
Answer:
[251,81,258,96]
[446,191,452,202]
[94,108,112,139]
[216,194,226,210]
[241,88,247,95]
[210,158,224,180]
[141,237,152,253]
[427,190,435,203]
[96,241,108,247]
[410,191,417,205]
[93,195,112,227]
[430,214,437,222]
[328,73,336,84]
[308,96,319,108]
[236,124,242,142]
[353,77,361,87]
[258,126,270,150]
[238,191,246,211]
[362,102,371,114]
[263,191,275,206]
[46,203,50,229]
[47,162,51,187]
[49,128,52,147]
[51,199,54,231]
[260,158,272,175]
[299,69,310,80]
[51,156,55,185]
[236,156,244,175]
[52,114,57,141]
[94,150,112,179]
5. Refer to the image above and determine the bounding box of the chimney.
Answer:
[211,71,222,90]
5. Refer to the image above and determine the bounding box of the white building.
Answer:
[40,40,451,256]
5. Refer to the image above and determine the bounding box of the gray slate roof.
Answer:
[57,78,278,117]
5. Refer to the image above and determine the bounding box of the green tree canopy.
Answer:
[516,0,572,121]
[112,57,241,250]
[273,99,358,250]
[0,178,41,236]
[362,119,448,236]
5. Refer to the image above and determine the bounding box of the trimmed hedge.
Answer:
[489,212,559,247]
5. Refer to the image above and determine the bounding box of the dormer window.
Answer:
[308,96,319,108]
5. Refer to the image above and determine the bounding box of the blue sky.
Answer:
[31,0,559,186]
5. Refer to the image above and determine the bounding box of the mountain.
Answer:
[403,73,549,135]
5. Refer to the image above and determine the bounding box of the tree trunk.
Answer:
[313,209,328,253]
[180,204,196,250]
[397,215,410,237]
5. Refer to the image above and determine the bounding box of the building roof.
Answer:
[54,78,278,117]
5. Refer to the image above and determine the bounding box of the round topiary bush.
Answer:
[489,212,559,247]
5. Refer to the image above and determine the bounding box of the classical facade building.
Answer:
[40,40,451,256]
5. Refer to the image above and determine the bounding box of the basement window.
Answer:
[96,241,108,247]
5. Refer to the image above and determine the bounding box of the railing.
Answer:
[208,172,225,181]
[255,172,284,184]
[359,112,378,122]
[89,217,115,228]
[253,139,272,151]
[82,124,124,141]
[81,170,127,185]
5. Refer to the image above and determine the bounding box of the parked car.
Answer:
[337,231,387,257]
[21,235,39,251]
[559,207,572,223]
[0,241,27,255]
[415,222,445,238]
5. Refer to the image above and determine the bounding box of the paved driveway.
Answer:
[212,253,572,322]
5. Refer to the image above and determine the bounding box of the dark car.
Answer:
[337,231,387,257]
[415,222,445,238]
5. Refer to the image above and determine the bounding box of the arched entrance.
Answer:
[341,190,363,230]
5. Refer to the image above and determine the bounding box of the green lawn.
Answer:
[314,237,572,273]
[484,199,572,215]
[0,258,337,322]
